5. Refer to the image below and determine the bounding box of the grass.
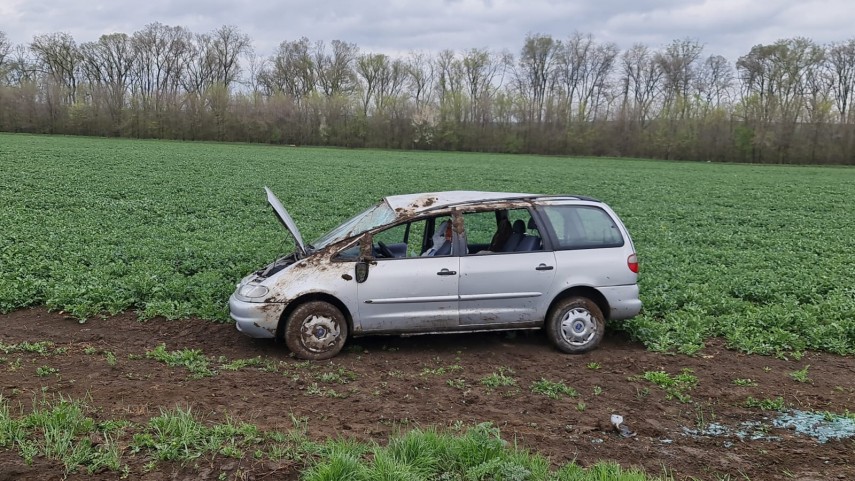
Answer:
[420,364,463,376]
[0,396,126,474]
[306,383,344,398]
[145,344,215,378]
[219,356,265,371]
[316,367,358,384]
[0,341,56,355]
[105,351,117,366]
[640,369,698,403]
[789,365,811,383]
[745,396,786,411]
[732,378,758,387]
[302,422,670,481]
[130,407,265,463]
[481,368,517,389]
[1,133,855,356]
[0,394,673,480]
[530,379,579,399]
[36,366,59,377]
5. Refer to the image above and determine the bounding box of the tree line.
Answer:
[1,25,854,164]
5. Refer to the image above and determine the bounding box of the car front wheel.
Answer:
[284,301,348,360]
[546,296,605,354]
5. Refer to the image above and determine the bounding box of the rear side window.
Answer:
[541,205,624,249]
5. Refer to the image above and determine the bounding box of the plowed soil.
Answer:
[1,308,853,480]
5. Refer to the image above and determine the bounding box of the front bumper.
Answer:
[229,293,285,338]
[599,284,642,320]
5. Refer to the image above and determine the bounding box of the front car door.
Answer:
[356,215,460,333]
[458,208,556,326]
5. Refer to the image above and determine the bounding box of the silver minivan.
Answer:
[230,189,641,359]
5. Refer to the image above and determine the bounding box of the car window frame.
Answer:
[329,209,462,262]
[346,212,461,261]
[458,205,554,256]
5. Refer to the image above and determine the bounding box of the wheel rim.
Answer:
[299,315,340,353]
[559,307,597,346]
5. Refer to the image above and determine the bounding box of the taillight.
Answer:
[627,253,639,273]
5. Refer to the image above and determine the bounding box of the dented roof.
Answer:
[383,191,599,214]
[384,191,537,214]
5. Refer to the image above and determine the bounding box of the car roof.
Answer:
[383,191,599,214]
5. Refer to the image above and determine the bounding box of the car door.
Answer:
[458,209,556,326]
[356,216,460,332]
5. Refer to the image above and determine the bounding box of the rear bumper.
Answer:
[229,294,284,338]
[599,284,642,320]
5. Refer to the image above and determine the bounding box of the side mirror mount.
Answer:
[355,234,374,283]
[355,261,369,283]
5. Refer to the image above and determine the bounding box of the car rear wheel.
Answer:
[546,296,605,354]
[284,301,348,360]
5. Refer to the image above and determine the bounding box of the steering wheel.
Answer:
[377,241,395,258]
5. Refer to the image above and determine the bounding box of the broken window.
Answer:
[462,208,543,254]
[372,216,452,258]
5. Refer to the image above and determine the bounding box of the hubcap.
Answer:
[559,307,597,346]
[299,315,340,353]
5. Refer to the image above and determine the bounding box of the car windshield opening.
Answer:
[311,202,397,250]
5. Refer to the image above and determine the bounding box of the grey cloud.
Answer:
[1,0,853,63]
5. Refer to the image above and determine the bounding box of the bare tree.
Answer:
[4,45,37,85]
[314,40,358,97]
[737,38,825,161]
[131,23,192,112]
[208,25,252,89]
[556,32,618,122]
[620,43,663,127]
[80,33,135,127]
[694,55,735,107]
[243,53,268,96]
[261,38,315,102]
[355,53,405,115]
[0,31,11,84]
[405,51,435,111]
[828,39,855,123]
[30,32,82,104]
[656,38,703,119]
[434,49,465,124]
[515,33,560,123]
[183,33,216,95]
[461,48,504,125]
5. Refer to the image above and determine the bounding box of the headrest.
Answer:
[528,217,537,230]
[512,219,526,233]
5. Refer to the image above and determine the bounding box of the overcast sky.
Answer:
[2,0,853,63]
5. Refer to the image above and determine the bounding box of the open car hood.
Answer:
[265,187,307,257]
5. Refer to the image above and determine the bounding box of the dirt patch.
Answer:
[1,307,854,480]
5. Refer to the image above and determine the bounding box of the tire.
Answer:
[284,301,348,360]
[546,296,605,354]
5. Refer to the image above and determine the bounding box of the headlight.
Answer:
[238,283,269,299]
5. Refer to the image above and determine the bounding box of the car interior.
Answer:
[340,208,546,260]
[464,208,543,254]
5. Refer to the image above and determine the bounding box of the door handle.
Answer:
[535,264,554,271]
[437,268,457,276]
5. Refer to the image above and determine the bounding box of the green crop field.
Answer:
[2,133,853,356]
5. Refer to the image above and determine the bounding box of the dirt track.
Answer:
[1,308,854,480]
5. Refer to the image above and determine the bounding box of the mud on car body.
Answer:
[230,189,641,360]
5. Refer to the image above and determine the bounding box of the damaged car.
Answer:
[229,188,641,360]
